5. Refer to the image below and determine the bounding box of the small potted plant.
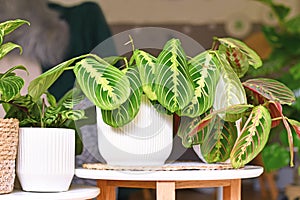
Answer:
[0,19,86,192]
[7,87,85,192]
[27,33,300,169]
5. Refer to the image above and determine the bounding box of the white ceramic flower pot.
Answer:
[16,127,75,192]
[96,96,173,166]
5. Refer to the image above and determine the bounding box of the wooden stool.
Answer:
[285,184,300,200]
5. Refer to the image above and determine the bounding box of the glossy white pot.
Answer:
[16,127,75,192]
[96,96,173,166]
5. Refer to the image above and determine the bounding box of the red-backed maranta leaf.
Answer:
[243,78,295,105]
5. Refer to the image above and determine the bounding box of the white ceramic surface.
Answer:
[16,128,75,192]
[97,96,173,166]
[0,185,100,200]
[75,162,264,181]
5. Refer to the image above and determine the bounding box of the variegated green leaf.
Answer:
[61,110,86,121]
[60,91,84,109]
[133,49,157,101]
[218,44,249,78]
[179,51,219,117]
[62,96,84,109]
[3,94,40,126]
[0,75,24,101]
[215,37,262,69]
[177,115,204,148]
[155,38,194,113]
[230,105,271,168]
[58,88,82,106]
[44,108,59,125]
[201,116,238,163]
[208,104,253,123]
[28,54,92,101]
[243,78,295,105]
[178,104,251,148]
[213,52,247,119]
[150,100,172,115]
[6,94,36,111]
[0,29,3,45]
[74,57,130,110]
[101,65,143,127]
[0,42,22,59]
[45,105,61,115]
[1,65,28,77]
[0,19,29,36]
[45,92,57,107]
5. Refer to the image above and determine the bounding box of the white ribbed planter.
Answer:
[16,127,75,192]
[97,96,173,166]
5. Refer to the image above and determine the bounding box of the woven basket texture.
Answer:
[0,118,19,194]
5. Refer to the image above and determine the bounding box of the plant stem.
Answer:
[211,37,219,50]
[123,57,129,69]
[65,67,74,70]
[41,98,46,128]
[124,35,135,52]
[271,117,285,121]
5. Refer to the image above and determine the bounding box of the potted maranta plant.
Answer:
[27,33,300,169]
[0,19,85,192]
[177,37,300,169]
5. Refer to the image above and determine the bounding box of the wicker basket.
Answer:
[0,118,19,194]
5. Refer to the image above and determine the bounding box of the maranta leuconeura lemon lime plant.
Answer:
[28,32,300,168]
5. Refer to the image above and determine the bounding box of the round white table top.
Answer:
[75,162,264,181]
[0,185,100,200]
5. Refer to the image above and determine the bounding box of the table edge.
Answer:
[75,165,264,181]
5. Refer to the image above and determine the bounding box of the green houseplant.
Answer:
[247,0,300,173]
[0,19,86,192]
[26,33,300,169]
[0,19,85,153]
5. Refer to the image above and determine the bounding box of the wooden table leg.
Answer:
[223,179,241,200]
[266,172,279,200]
[156,181,175,200]
[142,189,152,200]
[96,180,116,200]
